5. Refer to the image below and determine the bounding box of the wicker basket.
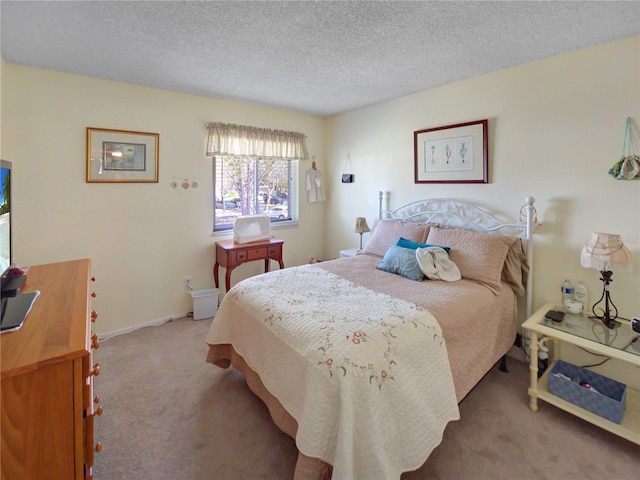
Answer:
[548,360,626,424]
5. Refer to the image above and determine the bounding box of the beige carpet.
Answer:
[93,317,639,480]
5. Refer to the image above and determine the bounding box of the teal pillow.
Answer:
[396,237,450,253]
[376,245,424,281]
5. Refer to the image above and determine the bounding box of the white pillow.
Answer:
[416,247,461,281]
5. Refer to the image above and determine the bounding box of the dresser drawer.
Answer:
[84,412,95,476]
[234,250,247,263]
[247,247,268,260]
[83,354,92,410]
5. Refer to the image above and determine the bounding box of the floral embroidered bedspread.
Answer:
[206,264,460,479]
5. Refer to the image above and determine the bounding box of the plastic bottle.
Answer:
[561,279,574,304]
[574,282,588,313]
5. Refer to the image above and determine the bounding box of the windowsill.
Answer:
[212,220,299,237]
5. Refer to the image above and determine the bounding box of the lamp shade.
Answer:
[580,232,632,271]
[354,217,370,234]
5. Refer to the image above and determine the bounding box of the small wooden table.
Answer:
[214,238,284,292]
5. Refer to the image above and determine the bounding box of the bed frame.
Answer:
[377,192,536,318]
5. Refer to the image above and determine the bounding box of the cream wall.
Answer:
[2,35,640,338]
[1,65,326,335]
[325,35,640,321]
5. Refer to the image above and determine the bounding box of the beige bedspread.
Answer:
[206,254,517,478]
[321,254,517,401]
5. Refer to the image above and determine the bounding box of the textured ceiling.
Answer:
[2,1,640,117]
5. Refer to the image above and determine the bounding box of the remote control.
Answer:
[545,310,565,323]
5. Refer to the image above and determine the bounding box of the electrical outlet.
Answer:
[183,276,192,291]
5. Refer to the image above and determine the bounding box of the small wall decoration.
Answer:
[414,119,488,184]
[608,117,640,180]
[170,177,199,191]
[341,154,354,183]
[87,127,159,183]
[306,156,326,202]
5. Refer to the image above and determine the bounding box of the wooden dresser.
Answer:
[1,259,102,479]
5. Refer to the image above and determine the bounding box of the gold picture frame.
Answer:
[86,127,159,183]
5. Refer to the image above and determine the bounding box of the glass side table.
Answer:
[522,301,640,445]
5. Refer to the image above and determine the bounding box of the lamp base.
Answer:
[598,316,619,330]
[591,270,619,330]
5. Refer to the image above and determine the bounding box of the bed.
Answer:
[206,193,536,480]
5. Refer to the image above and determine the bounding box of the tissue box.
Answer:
[233,215,271,244]
[548,360,626,424]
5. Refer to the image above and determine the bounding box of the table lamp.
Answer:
[580,232,632,329]
[354,217,370,250]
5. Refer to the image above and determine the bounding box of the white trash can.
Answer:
[190,288,219,320]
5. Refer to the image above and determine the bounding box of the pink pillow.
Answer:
[426,226,515,294]
[361,219,430,258]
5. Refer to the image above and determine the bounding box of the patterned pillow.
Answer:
[361,219,430,258]
[376,245,424,281]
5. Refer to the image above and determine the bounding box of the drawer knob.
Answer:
[95,405,103,416]
[94,395,100,404]
[90,363,101,377]
[91,310,99,322]
[91,276,96,282]
[95,442,102,453]
[91,333,100,350]
[91,291,97,298]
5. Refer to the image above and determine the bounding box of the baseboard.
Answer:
[98,312,191,341]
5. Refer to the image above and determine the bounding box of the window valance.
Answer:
[206,122,309,161]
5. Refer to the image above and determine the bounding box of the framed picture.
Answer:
[86,128,159,183]
[414,119,488,184]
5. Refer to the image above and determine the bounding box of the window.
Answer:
[206,122,308,233]
[213,157,298,232]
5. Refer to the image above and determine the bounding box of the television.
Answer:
[1,159,11,281]
[1,160,38,333]
[1,159,27,292]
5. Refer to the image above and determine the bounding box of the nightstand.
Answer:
[339,247,359,258]
[522,301,640,445]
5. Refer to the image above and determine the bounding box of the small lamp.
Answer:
[580,232,632,329]
[354,217,371,250]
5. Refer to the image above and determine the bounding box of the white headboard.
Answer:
[378,191,536,317]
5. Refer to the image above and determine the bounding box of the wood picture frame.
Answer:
[86,127,159,183]
[414,119,488,184]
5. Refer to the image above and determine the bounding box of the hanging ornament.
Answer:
[609,118,640,180]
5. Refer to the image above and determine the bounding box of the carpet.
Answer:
[93,317,639,479]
